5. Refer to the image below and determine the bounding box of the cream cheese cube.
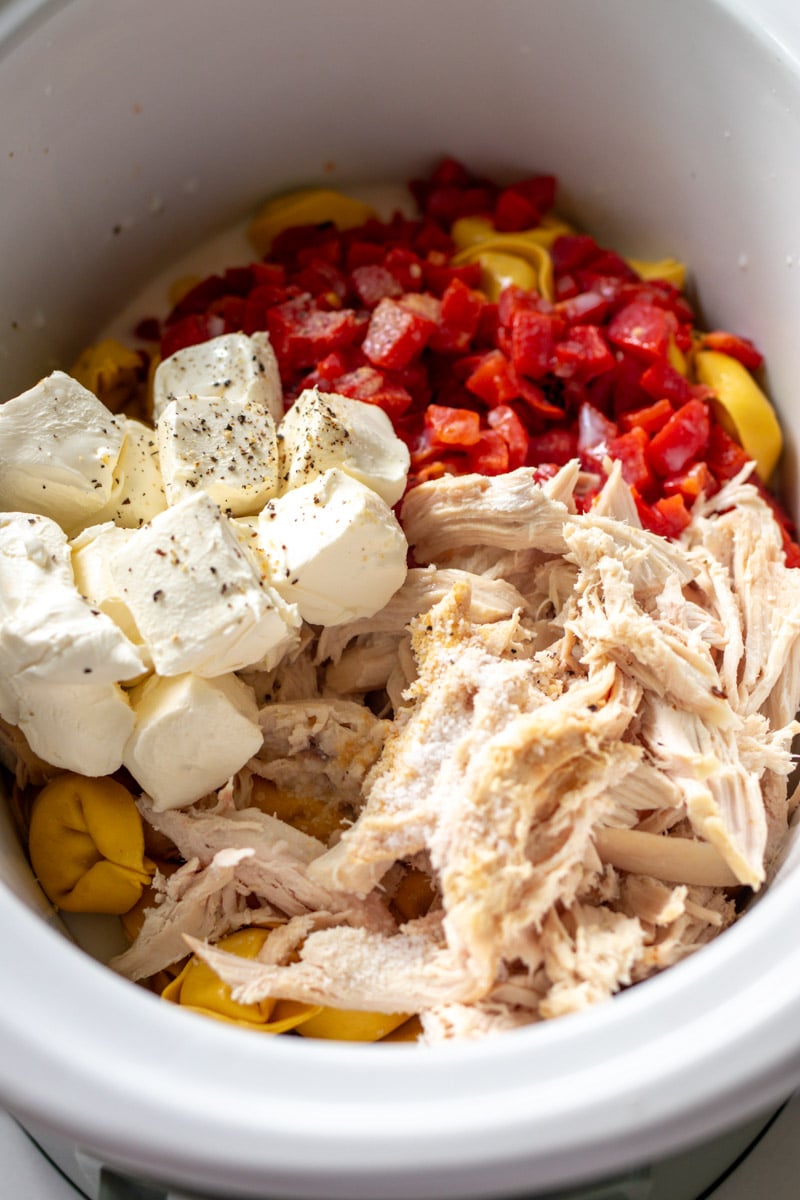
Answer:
[71,524,150,661]
[0,371,126,533]
[0,512,146,687]
[157,395,279,516]
[257,468,408,626]
[6,676,134,776]
[81,418,167,531]
[152,331,283,423]
[109,492,300,677]
[279,387,410,506]
[123,672,263,810]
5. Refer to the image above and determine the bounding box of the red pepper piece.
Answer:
[607,300,677,362]
[662,461,717,502]
[267,299,364,373]
[423,258,483,296]
[290,260,348,302]
[465,349,520,406]
[700,330,764,370]
[607,427,656,493]
[554,325,615,382]
[516,376,564,420]
[647,398,711,476]
[555,290,610,327]
[619,397,674,436]
[633,490,692,538]
[384,247,425,292]
[493,187,541,232]
[639,357,695,406]
[487,404,529,470]
[164,274,230,324]
[510,309,562,379]
[160,313,225,360]
[429,278,484,354]
[705,423,751,481]
[424,403,481,447]
[527,426,580,467]
[362,297,437,370]
[554,272,582,301]
[333,365,414,420]
[270,222,340,266]
[350,265,402,308]
[469,429,509,475]
[208,295,246,332]
[579,250,639,284]
[513,175,557,215]
[346,241,387,270]
[497,284,550,327]
[550,234,600,276]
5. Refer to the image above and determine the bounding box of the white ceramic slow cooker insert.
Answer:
[3,2,800,1197]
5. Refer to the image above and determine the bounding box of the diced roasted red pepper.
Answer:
[423,257,482,296]
[527,426,580,467]
[607,300,677,362]
[362,297,437,370]
[633,490,693,538]
[493,187,540,233]
[465,349,520,407]
[512,174,557,215]
[700,330,763,370]
[429,278,484,354]
[160,313,225,361]
[619,397,674,436]
[607,427,656,494]
[486,404,529,470]
[267,300,364,373]
[639,357,695,407]
[510,309,561,379]
[647,398,711,476]
[662,461,717,503]
[350,265,402,308]
[332,365,413,420]
[384,247,425,292]
[706,422,751,481]
[554,325,615,382]
[551,234,600,276]
[469,429,509,474]
[424,403,481,447]
[555,290,610,327]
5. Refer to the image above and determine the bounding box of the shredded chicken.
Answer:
[108,460,800,1042]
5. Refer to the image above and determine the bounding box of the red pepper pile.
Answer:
[134,157,800,563]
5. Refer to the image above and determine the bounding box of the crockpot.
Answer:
[3,1,800,1197]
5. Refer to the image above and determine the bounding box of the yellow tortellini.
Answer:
[695,349,783,481]
[162,928,320,1032]
[70,337,143,413]
[163,927,413,1041]
[28,773,154,914]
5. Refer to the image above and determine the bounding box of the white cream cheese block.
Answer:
[123,671,263,810]
[257,467,408,626]
[7,676,135,777]
[82,418,168,530]
[0,512,146,691]
[152,331,283,423]
[109,492,300,676]
[0,371,127,533]
[278,387,410,506]
[157,394,279,515]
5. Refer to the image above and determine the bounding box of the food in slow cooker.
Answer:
[3,159,800,1044]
